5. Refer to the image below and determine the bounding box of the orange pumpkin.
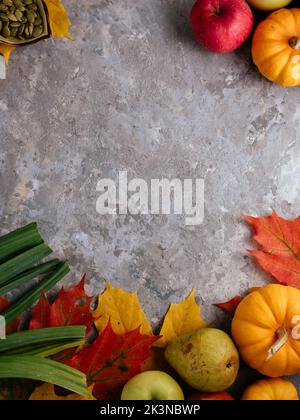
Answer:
[252,8,300,87]
[232,284,300,377]
[242,378,299,401]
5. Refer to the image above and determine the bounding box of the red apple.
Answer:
[189,391,234,400]
[190,0,253,53]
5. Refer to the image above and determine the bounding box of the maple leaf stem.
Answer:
[89,354,124,383]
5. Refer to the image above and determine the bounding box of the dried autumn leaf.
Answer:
[155,288,206,348]
[0,44,15,64]
[0,297,20,334]
[29,276,93,331]
[67,322,158,400]
[29,383,95,400]
[44,0,72,39]
[93,281,152,336]
[245,211,300,288]
[214,296,243,316]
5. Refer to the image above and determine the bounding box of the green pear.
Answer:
[165,328,239,392]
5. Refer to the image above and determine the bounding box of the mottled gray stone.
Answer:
[1,0,300,395]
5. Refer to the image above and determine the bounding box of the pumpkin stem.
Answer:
[289,37,300,51]
[266,327,289,361]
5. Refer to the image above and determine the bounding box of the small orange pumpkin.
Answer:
[232,284,300,377]
[242,378,299,401]
[252,8,300,87]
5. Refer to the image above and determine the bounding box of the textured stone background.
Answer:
[1,0,300,394]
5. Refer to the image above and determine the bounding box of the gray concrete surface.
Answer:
[1,0,300,394]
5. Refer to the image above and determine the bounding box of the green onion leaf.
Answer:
[0,326,86,353]
[0,243,52,287]
[0,259,61,296]
[0,355,88,396]
[22,339,86,358]
[1,262,70,323]
[0,223,44,265]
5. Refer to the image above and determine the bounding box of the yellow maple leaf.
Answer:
[93,281,153,335]
[29,383,95,400]
[155,288,207,348]
[44,0,72,39]
[0,44,16,64]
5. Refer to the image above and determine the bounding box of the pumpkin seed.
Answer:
[24,0,32,4]
[24,22,29,35]
[10,26,17,36]
[28,4,36,11]
[0,21,2,31]
[3,0,13,6]
[26,9,34,23]
[28,21,32,35]
[13,0,24,7]
[10,21,20,26]
[0,12,9,21]
[15,9,22,20]
[0,4,8,11]
[7,12,18,21]
[17,22,24,34]
[32,23,41,37]
[2,22,10,37]
[34,14,40,25]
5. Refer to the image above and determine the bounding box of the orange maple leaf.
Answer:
[245,211,300,288]
[29,275,93,331]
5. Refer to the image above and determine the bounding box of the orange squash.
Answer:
[232,284,300,377]
[242,378,299,400]
[252,8,300,87]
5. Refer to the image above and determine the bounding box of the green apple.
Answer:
[121,371,184,400]
[247,0,292,11]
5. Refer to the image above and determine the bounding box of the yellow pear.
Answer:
[165,328,239,392]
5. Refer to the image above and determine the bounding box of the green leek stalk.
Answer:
[0,326,86,354]
[1,262,70,323]
[0,243,52,287]
[0,259,60,296]
[0,222,43,265]
[0,327,88,396]
[0,356,88,396]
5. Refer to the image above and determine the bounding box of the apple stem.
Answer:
[266,327,289,361]
[214,5,222,16]
[289,37,300,51]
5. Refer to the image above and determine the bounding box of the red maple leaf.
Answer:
[245,211,300,288]
[29,275,93,331]
[0,297,20,334]
[214,296,242,316]
[29,291,51,330]
[67,322,158,400]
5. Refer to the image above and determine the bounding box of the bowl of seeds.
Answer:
[0,0,50,45]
